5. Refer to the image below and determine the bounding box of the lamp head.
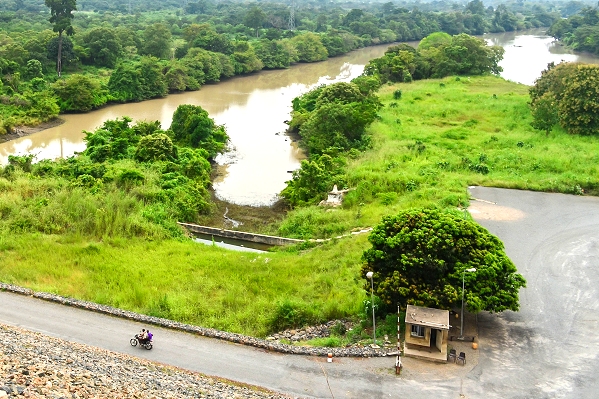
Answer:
[466,268,477,272]
[366,271,373,279]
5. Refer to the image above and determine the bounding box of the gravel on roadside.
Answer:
[0,323,299,399]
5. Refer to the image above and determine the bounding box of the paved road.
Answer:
[466,186,599,399]
[1,187,599,398]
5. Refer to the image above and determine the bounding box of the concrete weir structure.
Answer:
[178,222,305,247]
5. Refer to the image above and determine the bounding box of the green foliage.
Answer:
[108,57,168,102]
[52,74,108,112]
[134,133,177,163]
[268,299,316,332]
[80,26,123,68]
[365,33,504,83]
[558,65,599,136]
[548,7,599,55]
[290,82,381,155]
[169,104,228,158]
[142,23,172,59]
[281,154,346,207]
[530,62,599,136]
[362,208,526,313]
[290,32,328,62]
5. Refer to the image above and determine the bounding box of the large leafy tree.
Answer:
[52,73,108,111]
[44,0,76,76]
[530,62,599,136]
[557,64,599,135]
[142,23,172,59]
[296,82,381,154]
[169,104,228,159]
[290,33,328,62]
[361,208,526,313]
[244,6,266,38]
[80,27,122,68]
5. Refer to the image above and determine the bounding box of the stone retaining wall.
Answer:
[0,282,388,358]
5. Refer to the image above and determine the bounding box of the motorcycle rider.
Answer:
[138,328,148,344]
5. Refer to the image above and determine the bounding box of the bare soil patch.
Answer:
[0,118,65,144]
[468,198,526,221]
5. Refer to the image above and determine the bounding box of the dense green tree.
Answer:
[364,43,424,83]
[187,24,233,55]
[164,61,199,92]
[295,83,381,155]
[0,42,28,66]
[558,64,599,135]
[281,154,346,207]
[23,59,43,80]
[230,41,263,74]
[491,4,521,32]
[169,104,228,159]
[530,92,558,136]
[529,62,599,136]
[47,36,76,71]
[182,48,232,83]
[134,133,177,162]
[108,57,167,102]
[244,6,266,37]
[142,23,172,59]
[290,32,328,62]
[417,32,452,51]
[80,26,122,68]
[430,33,504,77]
[22,30,55,67]
[52,73,108,111]
[107,61,143,102]
[44,0,77,76]
[361,208,526,313]
[252,39,294,69]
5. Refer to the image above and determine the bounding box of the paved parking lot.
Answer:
[464,186,599,399]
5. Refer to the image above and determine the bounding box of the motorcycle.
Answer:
[130,334,153,350]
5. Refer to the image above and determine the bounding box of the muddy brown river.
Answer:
[2,29,598,205]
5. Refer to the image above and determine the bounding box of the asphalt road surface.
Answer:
[1,186,599,399]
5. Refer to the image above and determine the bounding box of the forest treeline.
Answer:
[0,0,579,134]
[548,5,599,54]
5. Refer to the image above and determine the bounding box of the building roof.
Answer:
[405,305,450,330]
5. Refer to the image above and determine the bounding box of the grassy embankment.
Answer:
[2,75,599,338]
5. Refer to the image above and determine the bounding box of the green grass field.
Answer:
[2,75,598,337]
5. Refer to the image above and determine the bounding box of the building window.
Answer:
[411,325,425,337]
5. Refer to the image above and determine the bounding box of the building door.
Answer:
[430,328,437,349]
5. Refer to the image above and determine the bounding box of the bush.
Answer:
[268,299,315,332]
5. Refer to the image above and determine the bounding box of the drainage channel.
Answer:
[192,233,272,253]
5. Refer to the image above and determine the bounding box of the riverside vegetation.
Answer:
[2,70,599,340]
[0,0,567,134]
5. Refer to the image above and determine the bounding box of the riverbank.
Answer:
[0,118,65,145]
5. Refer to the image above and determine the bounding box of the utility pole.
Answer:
[288,0,295,31]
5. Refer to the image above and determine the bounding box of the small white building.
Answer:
[404,305,450,363]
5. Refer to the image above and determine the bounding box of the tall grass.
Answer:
[0,233,365,337]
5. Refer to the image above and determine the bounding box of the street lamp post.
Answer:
[366,271,377,347]
[460,267,477,339]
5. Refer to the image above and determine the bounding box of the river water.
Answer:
[2,29,598,205]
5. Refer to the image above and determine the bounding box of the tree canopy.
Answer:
[44,0,76,76]
[530,62,599,136]
[361,208,526,313]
